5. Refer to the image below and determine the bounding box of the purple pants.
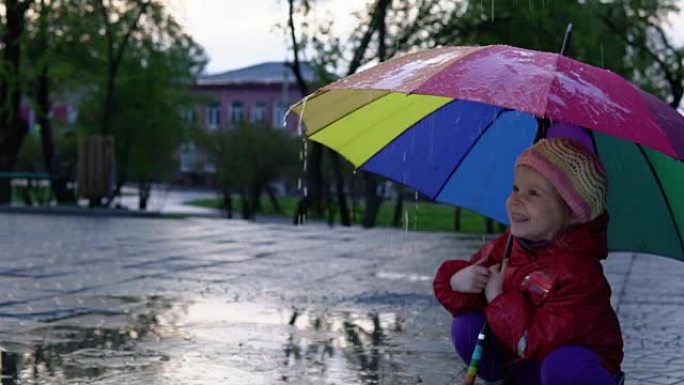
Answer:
[450,311,619,385]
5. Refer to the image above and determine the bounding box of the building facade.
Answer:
[178,61,316,182]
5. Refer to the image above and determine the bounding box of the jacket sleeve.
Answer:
[433,259,486,315]
[485,261,610,361]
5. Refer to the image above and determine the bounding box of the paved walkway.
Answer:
[0,213,681,384]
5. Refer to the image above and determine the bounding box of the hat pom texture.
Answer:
[515,138,608,223]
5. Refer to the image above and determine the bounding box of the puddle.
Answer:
[0,296,442,384]
[0,295,172,385]
[152,298,415,384]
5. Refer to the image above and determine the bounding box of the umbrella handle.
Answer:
[462,323,487,385]
[501,232,514,267]
[462,234,514,385]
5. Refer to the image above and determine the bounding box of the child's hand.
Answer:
[485,259,508,303]
[449,257,491,293]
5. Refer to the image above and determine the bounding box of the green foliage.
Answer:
[16,132,44,172]
[70,0,207,184]
[199,123,301,203]
[15,122,78,172]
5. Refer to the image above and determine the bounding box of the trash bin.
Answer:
[78,135,115,201]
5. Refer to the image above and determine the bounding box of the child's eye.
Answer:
[529,189,539,197]
[512,185,519,192]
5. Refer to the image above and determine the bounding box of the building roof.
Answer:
[197,61,317,86]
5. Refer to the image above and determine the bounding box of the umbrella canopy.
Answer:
[291,45,684,261]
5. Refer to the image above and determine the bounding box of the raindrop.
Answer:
[300,138,309,173]
[403,209,409,233]
[413,199,419,231]
[294,94,309,137]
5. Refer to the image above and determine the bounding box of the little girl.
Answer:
[433,138,623,385]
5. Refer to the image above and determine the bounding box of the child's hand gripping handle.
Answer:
[462,234,514,385]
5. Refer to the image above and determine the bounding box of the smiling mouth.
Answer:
[510,212,529,222]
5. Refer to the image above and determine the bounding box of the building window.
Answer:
[182,107,196,123]
[251,101,266,123]
[273,101,288,129]
[203,154,216,173]
[231,101,243,125]
[206,104,220,130]
[67,106,78,124]
[180,142,196,172]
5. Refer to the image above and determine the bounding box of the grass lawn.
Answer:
[11,185,53,205]
[188,196,503,234]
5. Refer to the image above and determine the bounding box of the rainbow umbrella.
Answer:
[291,45,684,261]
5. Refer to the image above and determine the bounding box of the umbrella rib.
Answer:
[635,144,684,257]
[431,108,507,200]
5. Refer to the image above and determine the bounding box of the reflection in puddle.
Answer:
[168,299,407,384]
[0,296,419,384]
[0,295,172,384]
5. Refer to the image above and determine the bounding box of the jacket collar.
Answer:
[515,213,609,260]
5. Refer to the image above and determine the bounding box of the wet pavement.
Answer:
[115,186,220,216]
[0,213,682,385]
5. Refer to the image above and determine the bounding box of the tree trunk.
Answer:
[485,218,505,234]
[138,182,150,210]
[454,207,462,232]
[36,68,75,204]
[359,0,392,229]
[104,178,125,208]
[221,189,233,218]
[0,0,31,204]
[250,185,262,213]
[331,150,351,226]
[485,217,493,233]
[265,185,282,214]
[362,173,382,228]
[240,190,252,220]
[392,185,404,227]
[287,0,334,225]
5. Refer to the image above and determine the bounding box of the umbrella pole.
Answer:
[462,234,514,385]
[534,23,574,144]
[560,23,574,56]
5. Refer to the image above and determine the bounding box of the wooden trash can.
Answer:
[78,135,115,201]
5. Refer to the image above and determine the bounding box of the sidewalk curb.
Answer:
[0,205,166,218]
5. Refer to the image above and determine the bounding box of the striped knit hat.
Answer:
[515,137,608,223]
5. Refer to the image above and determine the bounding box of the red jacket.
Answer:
[433,215,623,374]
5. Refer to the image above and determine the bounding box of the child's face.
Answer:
[506,166,578,242]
